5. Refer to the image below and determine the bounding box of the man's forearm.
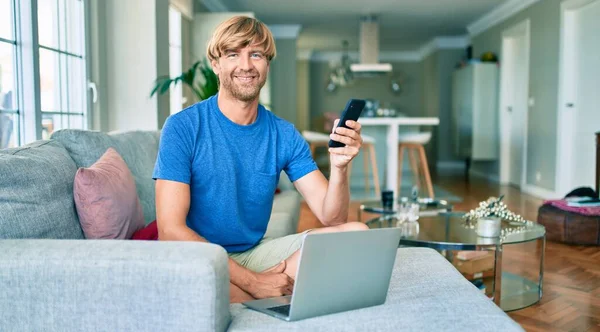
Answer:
[159,223,256,293]
[228,258,257,291]
[321,166,350,226]
[159,223,207,242]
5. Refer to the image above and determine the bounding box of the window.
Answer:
[0,0,19,148]
[169,5,183,115]
[37,0,87,139]
[1,0,89,147]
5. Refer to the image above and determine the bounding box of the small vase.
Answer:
[476,216,501,238]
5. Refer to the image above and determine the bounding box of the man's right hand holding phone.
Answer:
[329,118,363,169]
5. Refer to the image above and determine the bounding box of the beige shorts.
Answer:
[229,230,310,272]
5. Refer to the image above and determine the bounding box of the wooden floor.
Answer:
[297,173,600,332]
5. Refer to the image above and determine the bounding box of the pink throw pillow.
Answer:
[73,148,145,239]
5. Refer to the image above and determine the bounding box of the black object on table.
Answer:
[381,190,394,210]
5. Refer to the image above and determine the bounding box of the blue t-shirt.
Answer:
[152,95,317,252]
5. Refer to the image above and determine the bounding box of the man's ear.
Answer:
[211,59,220,76]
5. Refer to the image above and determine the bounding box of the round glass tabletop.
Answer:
[366,212,546,250]
[360,198,453,217]
[367,212,546,312]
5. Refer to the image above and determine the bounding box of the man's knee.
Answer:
[336,221,369,232]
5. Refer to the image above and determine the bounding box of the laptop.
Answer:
[242,228,401,321]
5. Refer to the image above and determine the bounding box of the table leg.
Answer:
[539,236,546,299]
[493,245,503,306]
[387,123,399,197]
[465,157,471,182]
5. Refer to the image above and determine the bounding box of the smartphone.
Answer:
[328,99,366,148]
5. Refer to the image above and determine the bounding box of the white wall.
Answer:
[269,38,297,123]
[102,0,170,132]
[170,0,193,20]
[471,0,563,191]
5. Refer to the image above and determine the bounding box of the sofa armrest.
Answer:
[267,190,302,238]
[277,171,294,191]
[0,240,231,332]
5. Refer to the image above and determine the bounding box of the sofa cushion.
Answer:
[228,248,523,331]
[131,220,158,240]
[0,140,84,239]
[51,129,160,224]
[265,191,302,238]
[74,148,145,239]
[277,171,295,191]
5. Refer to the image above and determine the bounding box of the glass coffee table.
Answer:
[358,198,453,222]
[366,212,546,312]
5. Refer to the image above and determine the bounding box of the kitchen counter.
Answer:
[358,117,440,198]
[359,117,440,126]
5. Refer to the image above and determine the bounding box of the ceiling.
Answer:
[208,0,507,52]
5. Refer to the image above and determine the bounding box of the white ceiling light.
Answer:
[350,14,393,75]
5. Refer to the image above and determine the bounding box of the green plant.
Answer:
[463,195,525,224]
[150,58,219,101]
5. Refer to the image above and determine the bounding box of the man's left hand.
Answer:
[328,119,363,170]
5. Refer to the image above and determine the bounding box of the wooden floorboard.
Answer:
[296,173,600,332]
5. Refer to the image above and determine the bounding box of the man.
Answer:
[153,16,367,303]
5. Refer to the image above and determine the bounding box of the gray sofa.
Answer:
[0,129,522,331]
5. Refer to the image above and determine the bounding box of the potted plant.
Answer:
[150,58,219,102]
[465,195,507,237]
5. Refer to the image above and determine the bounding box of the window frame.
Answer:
[0,0,22,147]
[10,0,90,146]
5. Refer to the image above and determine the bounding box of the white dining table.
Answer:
[358,117,440,198]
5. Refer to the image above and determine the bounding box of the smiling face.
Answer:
[211,46,269,102]
[206,16,276,103]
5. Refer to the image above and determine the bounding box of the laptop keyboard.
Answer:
[268,304,291,316]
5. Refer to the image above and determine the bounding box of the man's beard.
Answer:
[220,70,266,102]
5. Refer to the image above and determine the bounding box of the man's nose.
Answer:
[238,54,253,70]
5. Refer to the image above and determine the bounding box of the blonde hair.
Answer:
[207,16,276,62]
